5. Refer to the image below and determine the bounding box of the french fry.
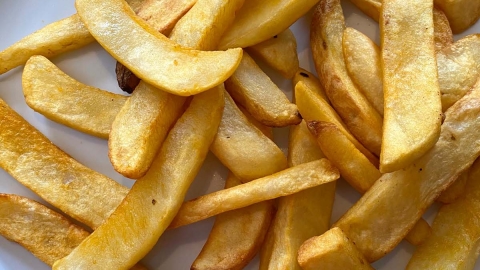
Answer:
[259,120,336,270]
[169,159,339,228]
[407,158,480,269]
[75,0,242,96]
[0,99,128,230]
[53,87,224,270]
[311,0,383,156]
[334,80,480,262]
[22,55,127,139]
[225,52,301,127]
[297,228,373,270]
[0,194,147,270]
[247,29,299,79]
[218,0,320,49]
[292,69,329,102]
[437,168,469,204]
[434,0,480,33]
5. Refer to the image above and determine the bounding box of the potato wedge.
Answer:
[0,99,128,230]
[225,52,301,127]
[108,82,185,179]
[75,0,242,96]
[292,69,328,102]
[311,0,383,156]
[380,0,442,173]
[334,80,480,262]
[298,228,373,270]
[437,167,469,204]
[53,87,224,269]
[247,29,299,79]
[435,0,480,33]
[0,194,147,270]
[169,159,340,228]
[22,55,126,139]
[407,158,480,269]
[259,120,336,270]
[0,14,94,75]
[218,0,320,49]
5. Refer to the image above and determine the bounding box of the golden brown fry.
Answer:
[334,80,480,262]
[247,29,299,79]
[0,14,94,75]
[343,27,383,116]
[298,228,373,270]
[292,69,328,102]
[0,99,128,230]
[137,0,196,35]
[433,8,454,52]
[434,0,480,33]
[75,0,242,96]
[437,168,469,204]
[108,82,185,179]
[404,219,432,247]
[169,159,340,228]
[407,158,480,269]
[225,52,301,127]
[22,55,127,139]
[211,91,287,181]
[54,87,224,270]
[380,0,442,173]
[311,0,383,156]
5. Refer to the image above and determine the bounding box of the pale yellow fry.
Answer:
[311,0,383,156]
[53,87,224,270]
[0,14,94,75]
[334,80,480,262]
[210,91,287,181]
[0,194,147,270]
[225,52,301,127]
[298,228,373,270]
[0,99,128,230]
[136,0,196,35]
[75,0,242,96]
[407,158,480,269]
[108,81,185,179]
[169,159,340,228]
[259,120,335,270]
[380,0,442,173]
[437,167,469,204]
[22,55,126,139]
[218,0,320,49]
[169,0,245,50]
[247,29,299,79]
[292,69,328,102]
[434,0,480,33]
[343,27,384,116]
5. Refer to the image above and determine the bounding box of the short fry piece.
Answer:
[169,159,340,228]
[334,80,480,262]
[434,0,480,33]
[380,0,442,173]
[297,228,373,270]
[225,52,301,127]
[292,69,328,102]
[247,29,299,79]
[75,0,242,96]
[53,87,224,269]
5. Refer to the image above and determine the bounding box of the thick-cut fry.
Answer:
[298,228,373,270]
[259,120,335,270]
[380,0,442,173]
[75,0,242,96]
[0,99,128,230]
[136,0,196,35]
[343,27,383,116]
[0,194,147,270]
[292,69,328,102]
[218,0,320,49]
[53,87,224,270]
[407,158,480,269]
[169,159,340,228]
[295,81,378,167]
[434,0,480,33]
[0,14,94,75]
[334,81,480,262]
[108,82,185,179]
[311,0,383,156]
[210,91,287,181]
[247,29,299,79]
[437,168,469,204]
[225,52,301,127]
[22,55,127,139]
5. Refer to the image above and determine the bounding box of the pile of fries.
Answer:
[1,0,480,269]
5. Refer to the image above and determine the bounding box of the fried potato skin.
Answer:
[434,0,480,33]
[137,0,196,35]
[335,81,480,262]
[311,0,383,156]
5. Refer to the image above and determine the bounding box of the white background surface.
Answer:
[0,0,478,269]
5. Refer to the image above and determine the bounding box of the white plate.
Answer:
[0,1,478,269]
